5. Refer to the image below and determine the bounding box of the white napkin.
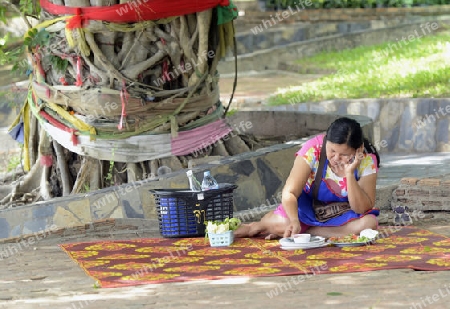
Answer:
[360,229,379,240]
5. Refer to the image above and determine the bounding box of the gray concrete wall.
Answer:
[249,98,450,153]
[232,16,448,56]
[219,19,450,74]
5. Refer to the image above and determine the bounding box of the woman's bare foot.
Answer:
[264,233,280,240]
[234,222,266,238]
[234,223,252,238]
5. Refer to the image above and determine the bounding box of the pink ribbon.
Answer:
[118,81,129,130]
[75,56,82,86]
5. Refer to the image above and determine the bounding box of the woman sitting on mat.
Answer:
[234,117,381,239]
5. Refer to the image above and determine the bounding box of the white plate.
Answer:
[280,243,329,250]
[279,236,325,246]
[279,236,327,250]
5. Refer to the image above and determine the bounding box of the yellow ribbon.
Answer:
[8,97,31,171]
[24,16,70,39]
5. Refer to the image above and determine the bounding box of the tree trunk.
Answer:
[3,1,243,208]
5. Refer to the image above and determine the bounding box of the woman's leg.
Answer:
[234,210,290,238]
[307,215,378,238]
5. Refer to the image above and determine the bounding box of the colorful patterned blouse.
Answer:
[296,134,378,198]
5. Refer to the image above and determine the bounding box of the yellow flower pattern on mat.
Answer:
[244,250,304,259]
[223,267,281,276]
[260,241,285,249]
[84,243,137,251]
[121,273,180,282]
[366,255,422,262]
[173,239,208,246]
[136,246,190,253]
[273,260,328,269]
[164,265,220,273]
[153,257,204,263]
[376,236,428,245]
[408,230,436,237]
[58,227,450,288]
[433,239,450,247]
[270,249,306,256]
[330,263,388,272]
[79,260,110,268]
[342,244,396,252]
[188,249,241,256]
[98,254,150,260]
[244,252,274,259]
[109,262,159,271]
[378,227,402,235]
[228,241,254,248]
[261,261,288,267]
[401,247,450,255]
[88,270,123,278]
[205,258,261,265]
[69,251,98,259]
[427,258,450,267]
[307,251,360,259]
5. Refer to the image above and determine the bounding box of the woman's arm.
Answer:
[281,156,312,232]
[346,173,377,214]
[345,151,377,214]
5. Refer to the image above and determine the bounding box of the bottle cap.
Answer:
[158,166,172,176]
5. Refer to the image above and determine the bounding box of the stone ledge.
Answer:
[246,98,450,154]
[219,19,450,74]
[234,17,447,57]
[239,5,450,23]
[375,184,398,211]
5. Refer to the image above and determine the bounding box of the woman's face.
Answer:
[325,142,357,167]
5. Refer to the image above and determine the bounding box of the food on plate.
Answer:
[328,234,371,243]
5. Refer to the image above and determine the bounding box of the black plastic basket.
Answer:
[150,183,237,238]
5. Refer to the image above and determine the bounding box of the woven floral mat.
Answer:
[60,226,450,288]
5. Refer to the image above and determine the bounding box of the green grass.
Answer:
[268,31,450,105]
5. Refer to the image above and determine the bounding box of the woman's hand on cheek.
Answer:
[344,149,363,176]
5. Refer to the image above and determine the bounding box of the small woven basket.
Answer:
[208,230,234,247]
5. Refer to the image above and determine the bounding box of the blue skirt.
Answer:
[297,192,379,227]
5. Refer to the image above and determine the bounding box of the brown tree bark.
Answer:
[3,3,243,208]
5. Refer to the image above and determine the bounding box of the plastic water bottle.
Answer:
[186,170,202,192]
[201,171,219,191]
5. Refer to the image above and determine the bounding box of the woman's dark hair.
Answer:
[326,117,380,167]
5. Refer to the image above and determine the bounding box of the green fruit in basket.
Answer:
[205,217,241,234]
[228,218,241,231]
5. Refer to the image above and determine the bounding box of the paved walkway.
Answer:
[377,152,450,187]
[218,70,324,109]
[1,133,450,309]
[1,223,450,309]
